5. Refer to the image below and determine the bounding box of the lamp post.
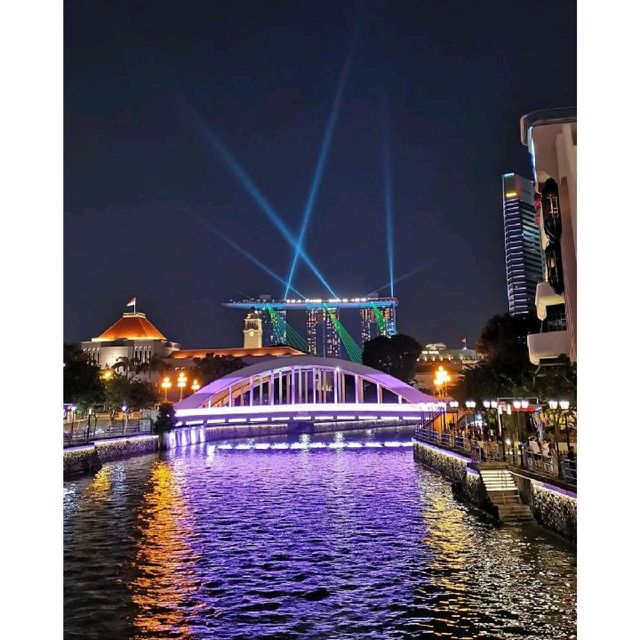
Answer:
[191,379,201,394]
[559,399,571,448]
[449,400,459,433]
[465,400,476,434]
[161,376,172,402]
[122,404,128,432]
[433,366,451,432]
[177,372,187,401]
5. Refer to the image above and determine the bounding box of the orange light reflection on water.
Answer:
[130,461,212,638]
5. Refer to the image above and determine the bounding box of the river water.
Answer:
[64,427,576,639]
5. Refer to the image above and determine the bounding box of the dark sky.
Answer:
[64,0,576,349]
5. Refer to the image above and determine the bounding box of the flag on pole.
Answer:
[126,297,136,307]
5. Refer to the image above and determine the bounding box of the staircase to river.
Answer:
[478,466,534,524]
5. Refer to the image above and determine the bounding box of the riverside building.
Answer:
[519,107,577,366]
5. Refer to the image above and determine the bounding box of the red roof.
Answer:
[93,313,166,341]
[169,346,304,359]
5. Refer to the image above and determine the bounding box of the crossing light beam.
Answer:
[182,101,338,298]
[284,49,353,298]
[182,206,307,299]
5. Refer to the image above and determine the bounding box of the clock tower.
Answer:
[243,310,263,349]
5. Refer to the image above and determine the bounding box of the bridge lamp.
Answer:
[521,400,529,409]
[177,372,187,401]
[559,400,570,410]
[483,400,490,409]
[491,400,498,409]
[191,379,201,393]
[161,377,172,402]
[465,400,476,409]
[513,400,522,410]
[548,400,559,410]
[449,400,459,409]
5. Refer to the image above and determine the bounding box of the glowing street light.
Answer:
[101,369,113,381]
[465,400,476,409]
[559,400,570,410]
[177,372,187,401]
[161,376,172,402]
[548,399,559,410]
[434,366,451,398]
[191,379,201,393]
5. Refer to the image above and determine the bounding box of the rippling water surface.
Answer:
[64,428,576,639]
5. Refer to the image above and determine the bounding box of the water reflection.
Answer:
[131,460,212,638]
[64,427,576,639]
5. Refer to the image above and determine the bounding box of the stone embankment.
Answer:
[413,439,576,543]
[63,435,159,480]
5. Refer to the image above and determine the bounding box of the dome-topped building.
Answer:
[80,310,181,373]
[79,304,304,383]
[92,312,167,342]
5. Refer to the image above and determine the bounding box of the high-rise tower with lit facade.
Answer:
[502,173,544,316]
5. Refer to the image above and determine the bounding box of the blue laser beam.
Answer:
[365,264,430,298]
[382,97,395,298]
[180,101,338,298]
[181,206,307,299]
[284,49,353,298]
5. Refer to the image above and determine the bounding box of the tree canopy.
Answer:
[453,313,576,403]
[362,334,422,383]
[63,344,104,406]
[191,354,245,386]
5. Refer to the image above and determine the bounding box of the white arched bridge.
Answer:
[173,356,444,428]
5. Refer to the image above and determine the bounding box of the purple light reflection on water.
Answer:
[64,427,576,639]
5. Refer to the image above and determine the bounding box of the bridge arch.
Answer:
[174,356,438,410]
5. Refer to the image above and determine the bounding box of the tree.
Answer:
[154,402,176,432]
[63,344,104,407]
[362,334,423,383]
[111,356,139,380]
[191,354,245,386]
[103,374,159,423]
[452,312,577,404]
[135,353,166,381]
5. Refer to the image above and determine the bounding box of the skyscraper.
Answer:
[502,173,544,316]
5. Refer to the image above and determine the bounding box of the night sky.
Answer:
[64,0,576,349]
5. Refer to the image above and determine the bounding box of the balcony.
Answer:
[527,330,570,366]
[535,282,564,320]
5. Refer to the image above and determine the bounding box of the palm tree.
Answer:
[112,356,142,380]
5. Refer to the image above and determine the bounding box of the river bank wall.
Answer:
[413,439,577,543]
[63,435,159,480]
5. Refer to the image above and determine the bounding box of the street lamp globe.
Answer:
[491,400,498,409]
[521,400,529,409]
[483,400,490,409]
[548,400,559,410]
[465,400,476,409]
[513,400,522,409]
[559,400,570,410]
[449,400,459,409]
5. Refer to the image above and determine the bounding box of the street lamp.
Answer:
[122,404,128,431]
[434,366,451,398]
[449,400,459,434]
[161,376,172,402]
[177,372,187,401]
[191,379,201,393]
